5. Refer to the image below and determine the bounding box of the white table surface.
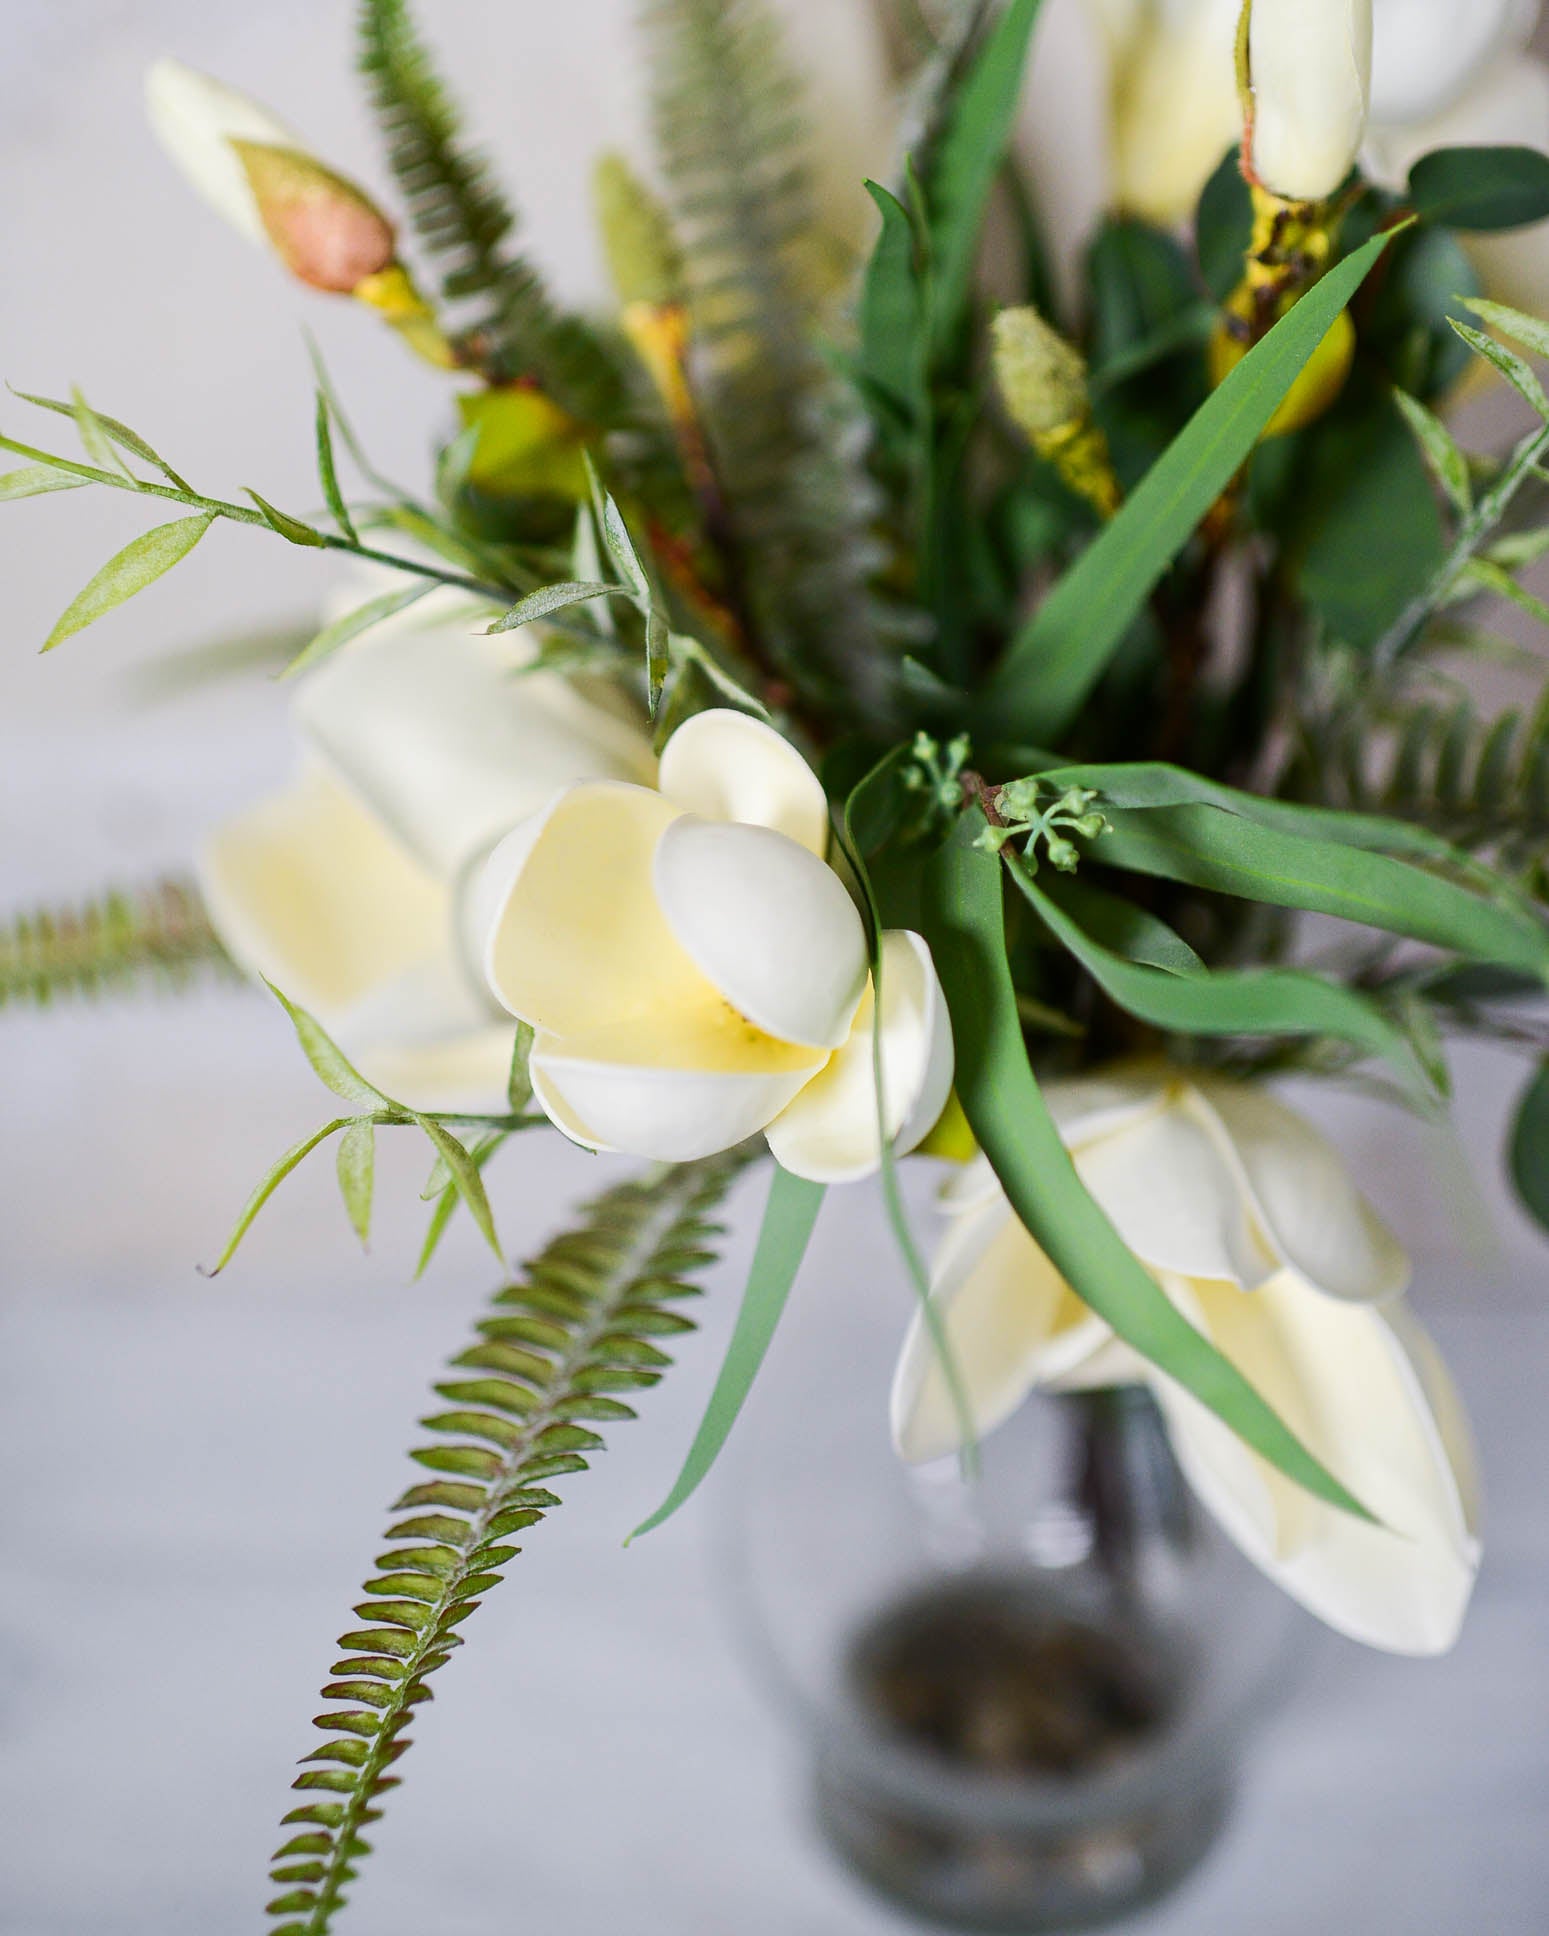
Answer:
[3,5,1548,1931]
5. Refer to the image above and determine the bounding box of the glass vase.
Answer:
[716,1283,1307,1934]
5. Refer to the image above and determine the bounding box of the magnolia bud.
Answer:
[145,58,394,292]
[991,308,1089,437]
[1246,0,1374,203]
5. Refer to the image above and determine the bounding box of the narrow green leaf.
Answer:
[1460,556,1549,631]
[0,465,89,501]
[266,983,390,1108]
[1462,295,1549,361]
[644,603,670,716]
[630,1165,824,1539]
[42,512,216,651]
[11,386,194,490]
[507,1022,535,1114]
[1409,144,1549,232]
[859,179,928,417]
[283,583,434,679]
[205,1117,354,1276]
[1449,320,1549,418]
[415,1133,506,1280]
[982,227,1402,741]
[1013,858,1431,1089]
[337,1121,376,1248]
[246,489,329,548]
[921,818,1376,1522]
[1509,1062,1549,1235]
[925,0,1047,350]
[485,580,618,634]
[1392,387,1473,515]
[417,1119,502,1262]
[1036,871,1204,976]
[315,391,359,543]
[70,387,134,481]
[584,452,650,602]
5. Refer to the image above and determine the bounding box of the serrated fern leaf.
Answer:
[0,877,236,1010]
[640,0,886,716]
[264,1154,744,1935]
[357,0,629,422]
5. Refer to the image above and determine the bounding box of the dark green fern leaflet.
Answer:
[356,0,628,421]
[640,0,885,717]
[0,877,236,1010]
[264,1155,744,1935]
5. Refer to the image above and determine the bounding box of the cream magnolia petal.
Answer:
[296,620,655,880]
[1048,1334,1152,1393]
[530,1042,821,1163]
[653,818,869,1050]
[766,931,953,1183]
[1369,0,1536,124]
[1043,1067,1174,1152]
[1070,1084,1275,1287]
[199,763,447,1024]
[1250,0,1374,203]
[477,783,716,1036]
[352,1023,521,1117]
[939,1152,1005,1216]
[1193,1077,1410,1302]
[892,1198,1111,1464]
[657,709,831,855]
[1109,0,1244,221]
[1155,1272,1480,1655]
[145,58,299,244]
[1015,0,1114,308]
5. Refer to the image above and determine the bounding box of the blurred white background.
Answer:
[1,3,1547,1931]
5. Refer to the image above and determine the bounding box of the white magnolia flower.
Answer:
[1247,0,1374,202]
[146,57,397,292]
[891,1069,1480,1655]
[469,709,953,1175]
[200,592,656,1112]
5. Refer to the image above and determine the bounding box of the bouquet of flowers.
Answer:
[6,0,1549,1926]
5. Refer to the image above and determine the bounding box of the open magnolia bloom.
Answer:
[200,594,657,1111]
[891,1069,1481,1656]
[469,708,953,1175]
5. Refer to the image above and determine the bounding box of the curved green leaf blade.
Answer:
[283,582,434,679]
[1510,1062,1549,1235]
[267,982,389,1108]
[205,1117,354,1277]
[336,1121,376,1248]
[1409,144,1549,232]
[0,465,89,501]
[42,512,216,651]
[630,1164,824,1540]
[982,226,1402,742]
[922,816,1375,1523]
[1016,859,1432,1091]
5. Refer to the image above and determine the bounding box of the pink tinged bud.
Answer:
[230,142,397,294]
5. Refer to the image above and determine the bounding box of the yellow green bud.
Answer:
[594,153,685,309]
[992,307,1091,438]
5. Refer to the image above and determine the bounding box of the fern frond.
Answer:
[357,0,629,422]
[0,877,236,1010]
[641,0,887,717]
[264,1154,745,1936]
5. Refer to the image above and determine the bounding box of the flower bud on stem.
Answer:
[991,309,1122,519]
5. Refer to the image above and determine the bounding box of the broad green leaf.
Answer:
[1409,144,1549,232]
[0,465,88,501]
[1463,296,1549,361]
[314,392,358,544]
[246,489,329,548]
[629,1164,825,1539]
[283,582,434,678]
[205,1117,354,1276]
[1509,1062,1549,1235]
[1195,146,1253,304]
[336,1121,376,1248]
[417,1119,502,1262]
[859,180,928,418]
[1450,320,1549,418]
[486,580,618,634]
[42,512,216,651]
[1013,858,1431,1090]
[1392,387,1472,515]
[1036,870,1204,976]
[1084,801,1549,982]
[982,226,1402,742]
[266,982,389,1109]
[925,0,1046,352]
[921,818,1375,1522]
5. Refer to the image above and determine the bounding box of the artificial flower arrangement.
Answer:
[6,0,1549,1926]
